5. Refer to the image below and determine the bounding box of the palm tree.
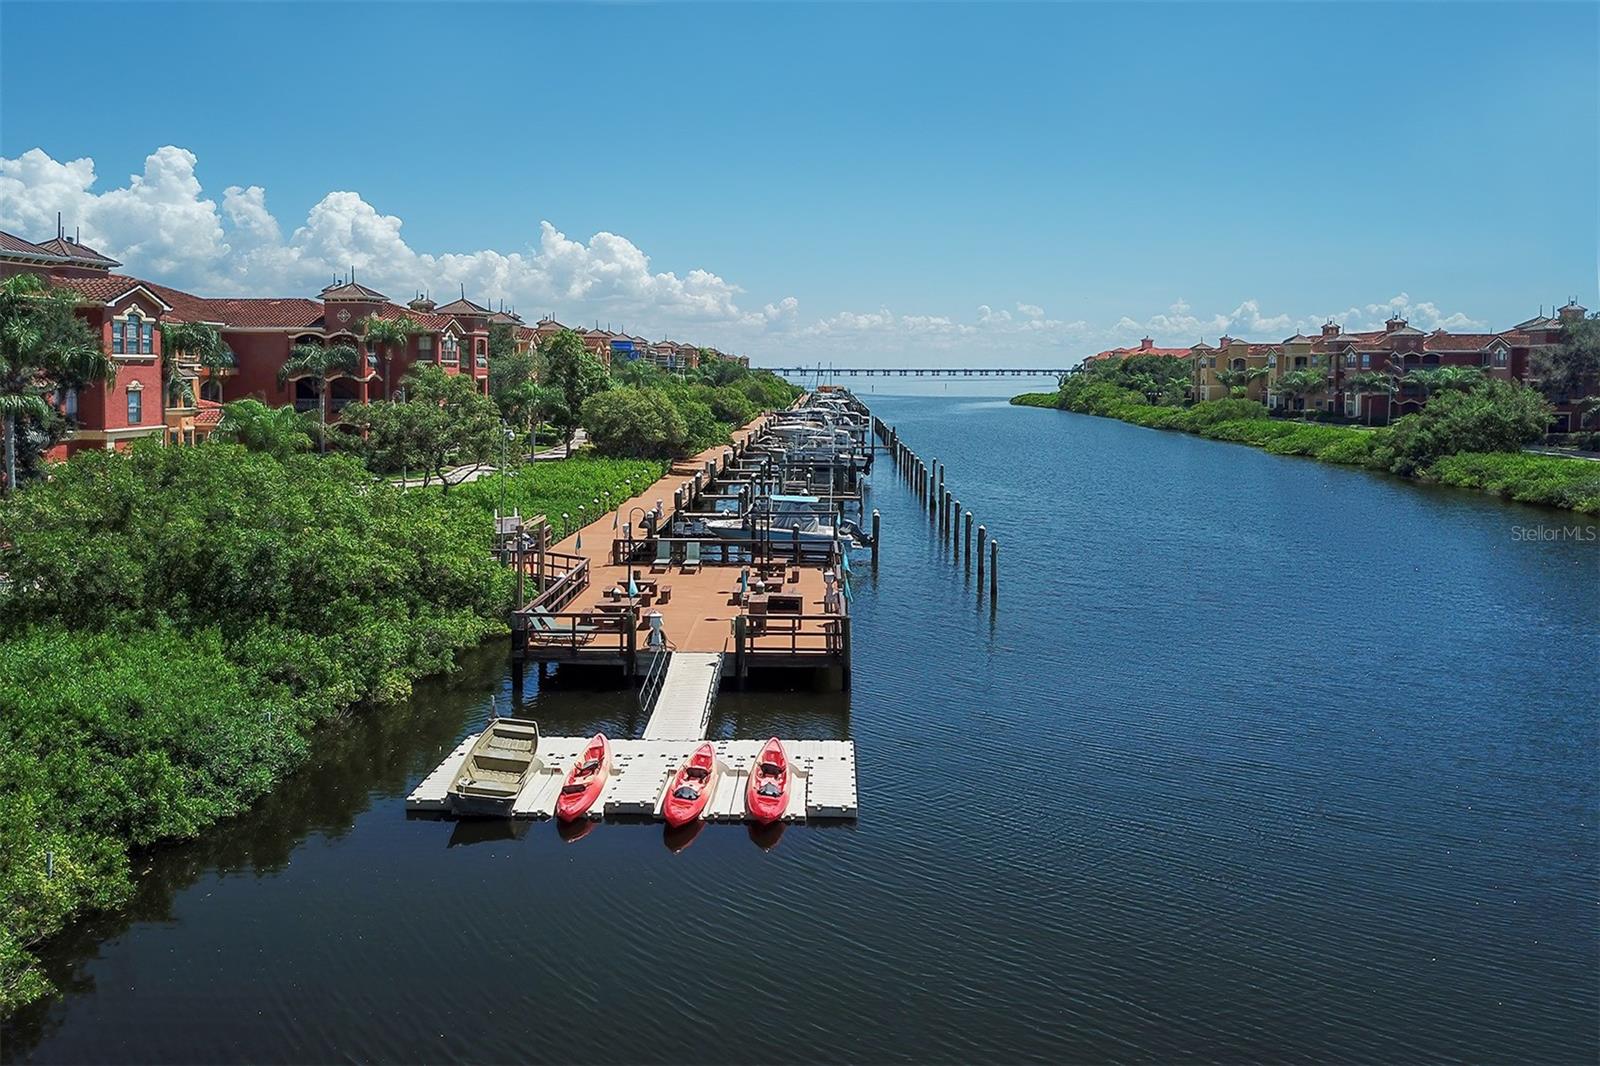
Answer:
[1,273,112,494]
[1428,365,1486,394]
[1215,365,1270,398]
[211,398,314,460]
[1273,369,1329,419]
[359,315,416,402]
[277,342,361,453]
[1344,370,1393,425]
[159,320,234,413]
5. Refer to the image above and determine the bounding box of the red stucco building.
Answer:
[2,228,497,461]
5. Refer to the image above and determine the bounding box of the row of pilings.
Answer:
[870,414,997,608]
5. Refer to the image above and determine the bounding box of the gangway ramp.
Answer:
[641,651,724,740]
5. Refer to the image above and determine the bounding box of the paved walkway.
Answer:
[390,430,592,487]
[1523,445,1600,463]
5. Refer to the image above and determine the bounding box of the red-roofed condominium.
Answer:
[1138,307,1590,427]
[1,227,496,461]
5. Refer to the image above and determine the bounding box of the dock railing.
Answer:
[523,550,590,612]
[742,613,844,657]
[518,608,632,657]
[638,646,670,712]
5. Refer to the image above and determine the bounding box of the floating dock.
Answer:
[406,736,857,822]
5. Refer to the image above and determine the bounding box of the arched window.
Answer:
[201,379,223,403]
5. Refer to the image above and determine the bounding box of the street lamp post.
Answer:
[498,421,513,516]
[627,505,649,599]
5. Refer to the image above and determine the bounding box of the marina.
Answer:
[410,390,871,827]
[503,392,874,688]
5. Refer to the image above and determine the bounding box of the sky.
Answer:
[1,1,1596,367]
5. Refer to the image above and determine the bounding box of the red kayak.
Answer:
[745,737,790,825]
[554,734,610,822]
[662,743,718,827]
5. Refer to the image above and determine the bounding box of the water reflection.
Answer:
[556,817,600,845]
[748,822,787,851]
[445,818,530,848]
[662,820,706,853]
[2,645,502,1056]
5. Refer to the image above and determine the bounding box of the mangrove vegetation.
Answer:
[1012,355,1600,514]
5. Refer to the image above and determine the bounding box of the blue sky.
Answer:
[2,1,1595,365]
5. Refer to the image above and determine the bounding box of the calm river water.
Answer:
[5,390,1598,1064]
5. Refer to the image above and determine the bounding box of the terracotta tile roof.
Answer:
[0,230,57,259]
[48,273,169,307]
[194,398,224,428]
[487,310,524,325]
[368,302,451,332]
[1086,344,1191,361]
[146,282,325,330]
[319,280,388,302]
[31,235,120,268]
[1422,332,1503,352]
[435,297,490,316]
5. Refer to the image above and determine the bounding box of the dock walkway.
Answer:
[642,651,723,739]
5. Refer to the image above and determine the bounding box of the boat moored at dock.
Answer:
[447,718,542,817]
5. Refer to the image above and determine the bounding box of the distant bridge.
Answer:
[761,367,1078,378]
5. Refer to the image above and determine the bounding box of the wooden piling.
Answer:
[733,614,748,688]
[625,605,638,680]
[871,509,881,566]
[514,521,526,607]
[976,524,987,589]
[535,521,548,595]
[989,539,998,601]
[952,500,961,560]
[964,511,973,565]
[841,615,853,689]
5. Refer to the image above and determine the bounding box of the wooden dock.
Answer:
[420,393,872,828]
[507,405,856,687]
[405,735,857,822]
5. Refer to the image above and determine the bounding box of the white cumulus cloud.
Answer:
[0,145,795,351]
[0,145,1500,366]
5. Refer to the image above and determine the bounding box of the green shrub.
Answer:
[1377,381,1553,476]
[1427,452,1600,513]
[1180,398,1270,429]
[0,442,520,1013]
[453,456,665,531]
[1008,378,1588,511]
[581,387,690,458]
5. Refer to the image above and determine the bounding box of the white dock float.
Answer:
[407,736,857,822]
[641,652,723,740]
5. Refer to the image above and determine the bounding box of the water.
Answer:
[6,393,1598,1064]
